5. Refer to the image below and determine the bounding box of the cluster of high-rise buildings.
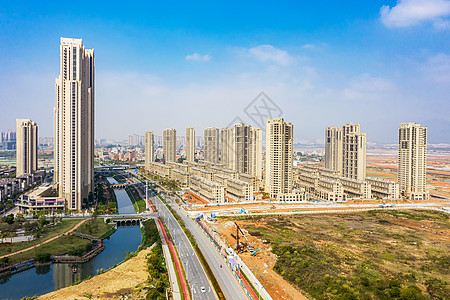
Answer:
[6,36,431,212]
[146,118,306,202]
[294,123,428,201]
[146,120,429,203]
[0,129,17,150]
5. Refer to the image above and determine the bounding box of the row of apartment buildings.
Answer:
[294,165,399,201]
[147,160,258,203]
[324,122,429,200]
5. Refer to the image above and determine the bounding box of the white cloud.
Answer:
[343,74,395,100]
[248,45,294,66]
[380,0,450,28]
[423,53,450,83]
[185,53,212,62]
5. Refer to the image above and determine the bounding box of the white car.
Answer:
[201,287,206,293]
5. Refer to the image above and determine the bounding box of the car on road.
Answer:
[201,287,206,293]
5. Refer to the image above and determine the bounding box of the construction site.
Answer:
[201,209,449,300]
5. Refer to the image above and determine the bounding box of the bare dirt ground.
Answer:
[38,248,151,300]
[211,210,450,299]
[206,219,308,300]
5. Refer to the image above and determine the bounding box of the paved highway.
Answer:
[164,194,248,300]
[151,190,215,300]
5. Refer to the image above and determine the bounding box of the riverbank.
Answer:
[37,247,152,300]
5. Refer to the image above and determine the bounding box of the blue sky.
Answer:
[0,0,449,143]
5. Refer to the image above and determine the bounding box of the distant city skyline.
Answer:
[0,1,449,143]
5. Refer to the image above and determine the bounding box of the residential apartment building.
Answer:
[163,128,176,163]
[16,119,38,177]
[342,123,367,181]
[186,127,195,162]
[204,127,219,164]
[264,118,294,198]
[325,126,343,175]
[221,123,262,181]
[398,123,429,200]
[144,130,154,170]
[54,37,94,210]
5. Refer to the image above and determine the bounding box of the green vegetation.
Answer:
[142,220,169,300]
[140,219,160,249]
[75,218,114,238]
[226,210,449,300]
[7,235,92,264]
[94,174,118,214]
[0,218,81,257]
[112,173,127,184]
[125,185,146,213]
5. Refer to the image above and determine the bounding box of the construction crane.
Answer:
[234,222,254,252]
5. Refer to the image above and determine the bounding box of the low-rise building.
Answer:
[366,177,399,199]
[171,169,189,188]
[189,175,224,203]
[225,177,254,202]
[16,184,65,212]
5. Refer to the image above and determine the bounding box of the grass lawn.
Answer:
[75,219,115,238]
[0,219,83,258]
[6,235,92,264]
[226,209,449,300]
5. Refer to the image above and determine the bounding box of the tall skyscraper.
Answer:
[398,123,429,200]
[54,37,94,210]
[264,118,293,198]
[16,119,38,177]
[221,127,235,169]
[342,123,366,181]
[204,127,219,164]
[325,126,343,175]
[163,128,176,163]
[186,127,195,162]
[145,131,154,170]
[221,124,262,180]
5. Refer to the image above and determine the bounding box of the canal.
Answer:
[0,181,141,300]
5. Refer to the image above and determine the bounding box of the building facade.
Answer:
[398,123,429,200]
[264,118,293,198]
[204,127,219,164]
[342,123,366,181]
[163,128,176,163]
[54,37,94,210]
[186,127,195,162]
[325,126,343,175]
[144,130,154,170]
[16,119,38,177]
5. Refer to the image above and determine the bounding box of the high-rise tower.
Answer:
[186,127,195,162]
[398,123,429,200]
[342,123,366,181]
[264,118,293,198]
[204,127,219,164]
[145,131,154,170]
[54,37,94,210]
[163,128,176,163]
[325,126,343,175]
[16,119,38,177]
